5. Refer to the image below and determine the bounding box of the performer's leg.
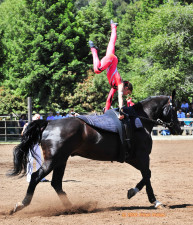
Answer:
[34,144,47,181]
[26,151,33,182]
[90,47,116,73]
[106,22,117,56]
[100,53,117,71]
[89,20,117,73]
[34,144,42,170]
[90,48,102,74]
[105,88,117,112]
[89,40,102,74]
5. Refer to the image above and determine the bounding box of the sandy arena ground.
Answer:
[0,140,193,225]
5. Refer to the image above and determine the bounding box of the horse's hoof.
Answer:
[13,202,25,213]
[65,201,73,209]
[127,188,136,199]
[157,204,165,209]
[154,200,164,209]
[62,198,73,209]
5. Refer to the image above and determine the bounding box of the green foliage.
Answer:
[76,0,114,58]
[0,87,27,114]
[0,30,5,81]
[121,1,193,102]
[65,71,104,112]
[0,0,88,112]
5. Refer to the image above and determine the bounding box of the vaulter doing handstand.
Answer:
[89,19,133,119]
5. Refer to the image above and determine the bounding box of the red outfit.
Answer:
[127,98,135,107]
[90,24,123,111]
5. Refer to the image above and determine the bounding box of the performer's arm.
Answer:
[118,83,124,120]
[105,88,117,112]
[21,123,28,136]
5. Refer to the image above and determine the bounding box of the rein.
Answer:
[137,116,173,128]
[121,96,174,129]
[122,111,172,128]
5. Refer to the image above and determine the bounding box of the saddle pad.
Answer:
[77,112,119,133]
[77,109,130,163]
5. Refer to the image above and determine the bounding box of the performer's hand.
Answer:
[118,114,124,120]
[119,106,125,120]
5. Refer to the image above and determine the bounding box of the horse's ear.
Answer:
[171,89,176,108]
[172,89,176,101]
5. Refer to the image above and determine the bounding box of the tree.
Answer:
[0,30,5,81]
[0,87,27,114]
[65,70,109,112]
[119,1,193,101]
[76,0,114,58]
[0,0,88,112]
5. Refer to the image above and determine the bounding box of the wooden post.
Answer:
[28,97,32,123]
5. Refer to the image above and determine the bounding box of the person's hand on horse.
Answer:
[119,106,124,120]
[118,114,124,120]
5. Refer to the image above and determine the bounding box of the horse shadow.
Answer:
[51,203,193,217]
[167,204,193,209]
[43,180,81,183]
[62,180,81,183]
[103,204,193,212]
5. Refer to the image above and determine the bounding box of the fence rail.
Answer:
[0,120,25,142]
[0,118,192,142]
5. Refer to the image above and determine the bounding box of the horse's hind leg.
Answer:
[12,160,53,213]
[51,163,72,208]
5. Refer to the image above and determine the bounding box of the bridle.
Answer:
[122,96,175,129]
[167,96,174,128]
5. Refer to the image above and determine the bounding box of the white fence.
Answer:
[0,118,192,142]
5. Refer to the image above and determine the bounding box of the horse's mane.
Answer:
[132,101,143,111]
[132,96,152,111]
[132,95,168,111]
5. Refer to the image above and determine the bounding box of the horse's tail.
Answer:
[8,120,48,177]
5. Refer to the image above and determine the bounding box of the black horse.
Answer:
[9,93,182,213]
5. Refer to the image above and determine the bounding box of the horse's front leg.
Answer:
[127,178,144,199]
[126,157,145,199]
[126,159,145,199]
[126,156,163,208]
[139,154,163,208]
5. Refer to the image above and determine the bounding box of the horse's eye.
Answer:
[163,106,168,116]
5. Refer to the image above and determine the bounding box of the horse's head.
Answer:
[159,91,182,135]
[136,90,182,135]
